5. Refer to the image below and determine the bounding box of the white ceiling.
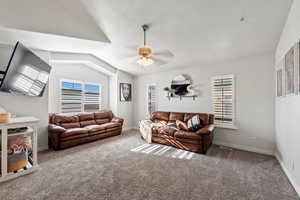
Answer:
[0,0,293,75]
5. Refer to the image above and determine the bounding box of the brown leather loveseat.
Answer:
[150,111,214,154]
[49,110,123,150]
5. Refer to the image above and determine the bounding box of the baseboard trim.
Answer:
[213,140,274,155]
[38,145,49,152]
[275,152,300,197]
[123,127,135,131]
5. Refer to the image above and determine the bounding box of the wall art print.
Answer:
[120,83,132,102]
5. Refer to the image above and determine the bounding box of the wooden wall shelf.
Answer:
[167,95,198,101]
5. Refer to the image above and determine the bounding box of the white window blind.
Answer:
[84,84,101,112]
[212,75,235,128]
[61,81,83,113]
[60,80,101,113]
[147,84,156,115]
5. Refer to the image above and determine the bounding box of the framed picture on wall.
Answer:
[120,83,132,102]
[285,46,295,95]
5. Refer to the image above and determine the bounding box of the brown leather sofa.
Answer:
[150,111,214,154]
[48,110,124,150]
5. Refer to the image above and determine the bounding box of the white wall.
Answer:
[116,70,134,130]
[275,0,300,194]
[48,62,110,113]
[0,45,50,151]
[134,54,275,154]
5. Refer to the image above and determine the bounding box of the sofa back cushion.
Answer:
[49,110,120,128]
[150,112,170,122]
[169,112,184,123]
[52,114,79,125]
[94,110,113,121]
[78,113,95,121]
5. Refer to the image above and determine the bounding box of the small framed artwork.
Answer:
[120,83,132,102]
[276,68,283,97]
[285,46,295,95]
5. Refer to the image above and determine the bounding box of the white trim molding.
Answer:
[213,140,274,155]
[275,152,300,197]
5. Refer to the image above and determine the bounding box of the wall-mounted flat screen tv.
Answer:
[0,42,51,97]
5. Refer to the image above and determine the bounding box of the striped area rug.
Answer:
[130,143,196,160]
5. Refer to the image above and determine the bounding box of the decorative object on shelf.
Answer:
[163,87,172,97]
[120,83,132,102]
[166,74,199,100]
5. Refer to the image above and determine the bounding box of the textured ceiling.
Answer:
[81,0,292,75]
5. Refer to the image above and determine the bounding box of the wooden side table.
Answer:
[0,117,39,183]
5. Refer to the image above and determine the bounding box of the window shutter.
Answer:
[212,75,235,128]
[61,81,83,113]
[147,85,156,115]
[84,84,101,112]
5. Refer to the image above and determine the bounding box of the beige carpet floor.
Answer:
[0,130,298,200]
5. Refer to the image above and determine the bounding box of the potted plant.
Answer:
[163,87,171,97]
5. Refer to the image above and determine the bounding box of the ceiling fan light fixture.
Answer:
[137,56,153,66]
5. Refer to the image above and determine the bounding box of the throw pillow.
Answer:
[187,115,203,132]
[176,120,188,131]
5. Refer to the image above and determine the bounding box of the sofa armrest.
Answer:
[196,124,214,135]
[48,124,66,134]
[111,117,124,126]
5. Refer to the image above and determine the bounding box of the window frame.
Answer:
[211,74,237,129]
[59,79,102,113]
[146,83,157,117]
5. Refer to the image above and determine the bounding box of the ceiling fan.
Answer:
[119,24,174,67]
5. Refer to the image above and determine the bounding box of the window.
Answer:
[212,75,236,129]
[147,84,156,115]
[60,79,101,113]
[84,84,101,112]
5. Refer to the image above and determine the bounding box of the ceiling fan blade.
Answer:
[152,49,174,58]
[151,57,168,66]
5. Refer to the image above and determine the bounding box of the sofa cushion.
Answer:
[80,120,97,127]
[176,120,188,131]
[53,114,79,125]
[95,118,110,125]
[84,124,106,133]
[78,113,95,121]
[187,115,203,132]
[94,110,113,119]
[184,113,210,125]
[158,127,177,137]
[169,112,184,122]
[150,112,170,122]
[61,122,81,129]
[101,122,121,129]
[174,130,201,140]
[61,128,89,138]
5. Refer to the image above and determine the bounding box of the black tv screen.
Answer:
[0,42,51,97]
